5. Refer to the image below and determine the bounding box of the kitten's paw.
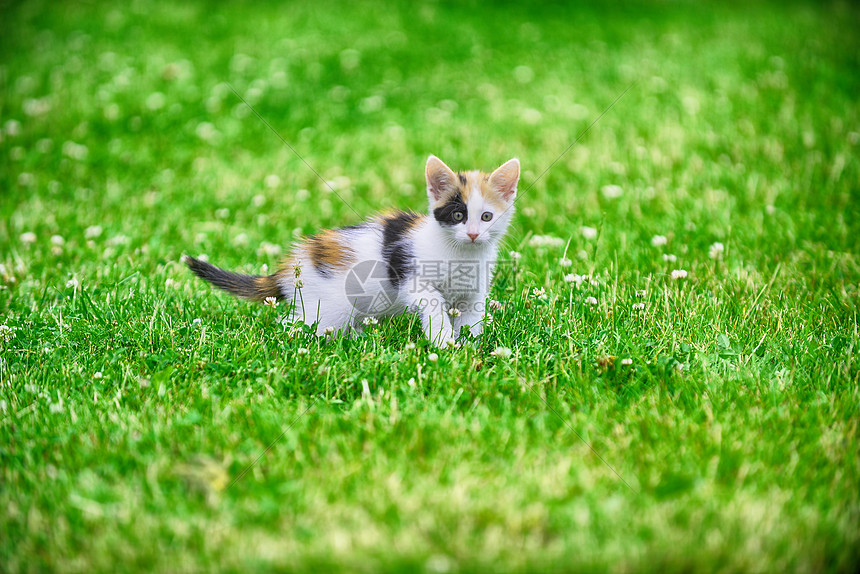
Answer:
[427,332,459,348]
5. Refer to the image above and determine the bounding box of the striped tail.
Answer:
[185,256,283,301]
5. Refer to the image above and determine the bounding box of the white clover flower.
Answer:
[145,92,166,110]
[0,325,15,343]
[264,174,281,188]
[490,346,512,359]
[407,377,416,387]
[19,232,36,243]
[448,307,461,318]
[521,108,541,124]
[362,316,378,326]
[108,234,130,246]
[671,269,688,280]
[509,250,522,260]
[663,253,677,262]
[192,318,202,326]
[66,277,79,289]
[709,242,725,259]
[427,352,438,362]
[601,184,623,199]
[84,225,103,239]
[195,122,220,143]
[620,358,633,366]
[488,299,502,311]
[93,371,103,380]
[531,287,546,298]
[529,234,564,248]
[324,326,335,336]
[586,296,598,306]
[636,289,647,297]
[257,242,281,257]
[62,141,88,160]
[405,342,416,351]
[104,103,120,120]
[559,257,572,268]
[580,226,598,240]
[632,302,646,311]
[651,235,668,247]
[297,347,309,355]
[264,296,278,308]
[215,208,230,219]
[4,119,22,136]
[564,273,583,285]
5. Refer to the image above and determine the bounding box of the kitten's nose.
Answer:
[468,232,479,242]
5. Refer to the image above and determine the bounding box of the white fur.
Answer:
[276,157,518,345]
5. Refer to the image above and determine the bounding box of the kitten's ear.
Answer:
[489,158,520,201]
[426,155,458,202]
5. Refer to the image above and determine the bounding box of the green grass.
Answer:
[2,0,859,571]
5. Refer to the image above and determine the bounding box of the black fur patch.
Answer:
[186,256,281,300]
[381,211,420,288]
[433,191,468,227]
[458,173,467,185]
[305,235,332,276]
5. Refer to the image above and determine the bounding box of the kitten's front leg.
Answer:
[409,288,457,346]
[452,298,486,338]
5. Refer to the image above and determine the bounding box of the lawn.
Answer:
[1,0,859,571]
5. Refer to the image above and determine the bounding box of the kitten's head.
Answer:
[425,155,519,247]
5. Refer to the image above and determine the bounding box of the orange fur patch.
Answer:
[252,276,281,299]
[304,230,355,273]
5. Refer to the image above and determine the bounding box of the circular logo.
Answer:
[344,260,401,315]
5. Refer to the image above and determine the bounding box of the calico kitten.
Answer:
[185,155,519,345]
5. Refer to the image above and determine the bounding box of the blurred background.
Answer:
[2,0,856,278]
[2,2,859,571]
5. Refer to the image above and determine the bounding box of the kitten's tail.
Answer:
[184,256,283,301]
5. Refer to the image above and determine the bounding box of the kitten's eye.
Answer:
[453,211,465,222]
[481,212,493,222]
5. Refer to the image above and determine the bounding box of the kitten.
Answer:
[185,155,519,345]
